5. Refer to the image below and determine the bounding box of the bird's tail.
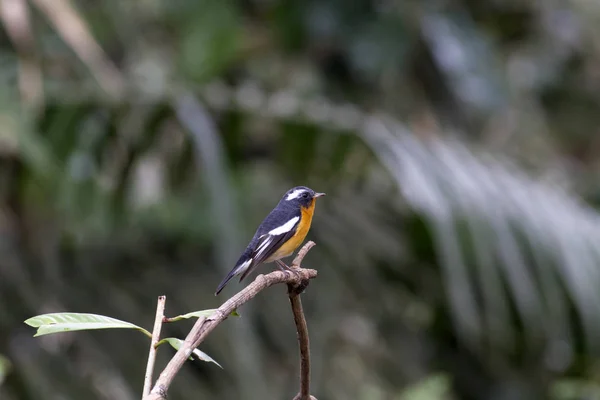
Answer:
[215,258,251,295]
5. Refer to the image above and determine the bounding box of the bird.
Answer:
[215,186,325,295]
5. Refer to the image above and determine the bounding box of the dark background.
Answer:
[1,0,600,399]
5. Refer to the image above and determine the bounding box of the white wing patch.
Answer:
[234,258,252,275]
[253,216,299,259]
[255,235,272,258]
[286,189,307,201]
[256,235,270,251]
[269,216,299,235]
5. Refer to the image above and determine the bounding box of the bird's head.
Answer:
[282,186,326,208]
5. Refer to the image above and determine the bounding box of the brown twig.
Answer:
[143,241,319,400]
[292,241,316,269]
[142,296,166,398]
[289,293,312,400]
[289,241,316,400]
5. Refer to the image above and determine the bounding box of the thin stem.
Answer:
[289,240,316,400]
[292,241,316,267]
[142,296,166,398]
[289,291,311,399]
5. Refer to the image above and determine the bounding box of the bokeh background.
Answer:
[2,0,600,399]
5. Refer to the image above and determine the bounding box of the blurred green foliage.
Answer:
[2,0,600,399]
[0,354,10,387]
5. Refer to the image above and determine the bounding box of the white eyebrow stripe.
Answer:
[268,216,299,235]
[286,189,307,200]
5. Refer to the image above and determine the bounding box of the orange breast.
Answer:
[267,198,316,261]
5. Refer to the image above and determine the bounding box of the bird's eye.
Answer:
[302,192,309,198]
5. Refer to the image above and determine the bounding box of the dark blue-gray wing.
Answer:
[237,210,300,281]
[237,229,295,281]
[214,207,300,295]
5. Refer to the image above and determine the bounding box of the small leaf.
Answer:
[0,354,11,386]
[24,313,151,337]
[158,338,222,368]
[167,308,239,322]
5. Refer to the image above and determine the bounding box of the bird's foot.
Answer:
[275,259,301,279]
[276,260,309,294]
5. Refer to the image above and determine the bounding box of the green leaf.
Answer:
[24,313,151,337]
[0,354,11,386]
[157,338,222,368]
[167,308,239,322]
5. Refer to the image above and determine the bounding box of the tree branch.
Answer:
[142,296,166,398]
[289,293,312,400]
[289,241,317,400]
[143,242,319,400]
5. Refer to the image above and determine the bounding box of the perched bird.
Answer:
[215,186,325,295]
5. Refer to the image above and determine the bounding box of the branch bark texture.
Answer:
[143,241,319,400]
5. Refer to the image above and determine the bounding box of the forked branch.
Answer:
[143,241,319,400]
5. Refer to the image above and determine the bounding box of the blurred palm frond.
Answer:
[363,118,600,365]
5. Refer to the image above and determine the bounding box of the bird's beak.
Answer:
[314,192,326,198]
